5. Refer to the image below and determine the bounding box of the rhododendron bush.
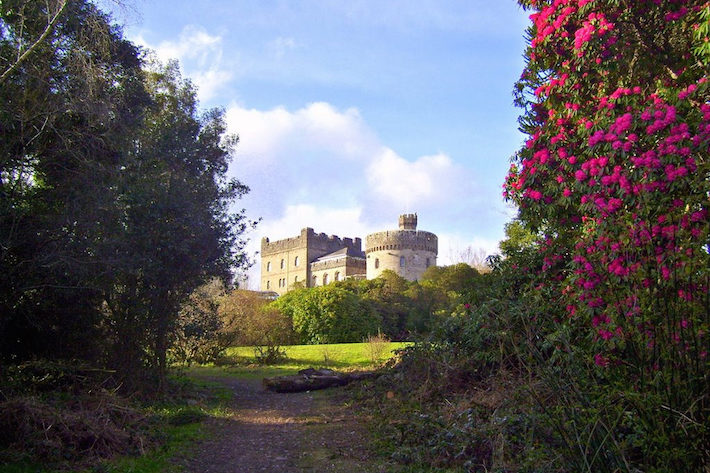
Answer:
[507,0,709,468]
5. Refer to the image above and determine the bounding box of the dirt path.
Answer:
[175,376,392,473]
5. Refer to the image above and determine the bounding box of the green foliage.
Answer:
[498,218,537,258]
[272,267,488,343]
[170,279,227,366]
[273,285,379,344]
[0,1,253,392]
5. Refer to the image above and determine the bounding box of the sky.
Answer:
[106,1,531,287]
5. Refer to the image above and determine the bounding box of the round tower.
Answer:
[365,213,438,281]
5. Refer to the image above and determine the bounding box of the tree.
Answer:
[498,218,537,258]
[359,270,415,338]
[218,289,294,348]
[171,279,226,366]
[0,0,149,361]
[102,61,253,388]
[272,286,379,344]
[506,1,709,469]
[1,2,254,392]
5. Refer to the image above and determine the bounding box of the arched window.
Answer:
[334,271,340,281]
[280,259,285,269]
[266,261,271,272]
[294,276,298,283]
[375,258,379,269]
[323,273,329,285]
[400,256,405,267]
[312,275,318,286]
[294,256,299,266]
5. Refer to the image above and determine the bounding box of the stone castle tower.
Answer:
[365,213,438,281]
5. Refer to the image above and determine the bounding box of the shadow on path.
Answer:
[174,376,391,473]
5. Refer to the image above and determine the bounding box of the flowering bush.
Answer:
[507,0,709,469]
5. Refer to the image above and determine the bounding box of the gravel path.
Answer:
[175,376,391,473]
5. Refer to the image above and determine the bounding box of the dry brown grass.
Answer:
[0,390,152,465]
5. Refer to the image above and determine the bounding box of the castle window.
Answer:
[280,259,285,269]
[375,258,379,269]
[266,280,270,289]
[294,276,298,283]
[312,275,318,286]
[334,271,340,281]
[400,256,405,267]
[426,257,431,268]
[294,256,299,266]
[266,261,271,272]
[323,273,329,285]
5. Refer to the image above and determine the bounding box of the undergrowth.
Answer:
[352,343,556,473]
[0,360,231,473]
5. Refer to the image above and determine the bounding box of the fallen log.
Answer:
[263,368,377,393]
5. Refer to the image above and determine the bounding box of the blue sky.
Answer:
[107,1,530,286]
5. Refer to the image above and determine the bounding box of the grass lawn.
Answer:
[185,341,410,379]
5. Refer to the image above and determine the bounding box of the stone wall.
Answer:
[365,229,438,281]
[261,228,364,295]
[310,256,366,286]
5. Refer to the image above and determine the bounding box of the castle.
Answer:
[261,214,438,295]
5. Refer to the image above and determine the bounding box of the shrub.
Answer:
[504,1,710,470]
[272,286,380,344]
[365,331,391,364]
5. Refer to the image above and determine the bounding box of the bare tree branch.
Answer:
[0,0,68,86]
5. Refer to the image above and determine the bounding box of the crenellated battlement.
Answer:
[365,230,438,253]
[399,213,418,230]
[261,227,363,257]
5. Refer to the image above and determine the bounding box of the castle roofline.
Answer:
[313,247,366,262]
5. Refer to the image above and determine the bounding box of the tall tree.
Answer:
[103,62,253,387]
[1,2,254,392]
[0,0,148,360]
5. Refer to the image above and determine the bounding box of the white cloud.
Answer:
[267,36,298,59]
[260,205,373,242]
[366,149,460,209]
[135,25,233,102]
[225,102,377,163]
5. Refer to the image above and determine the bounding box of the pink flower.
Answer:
[594,353,609,367]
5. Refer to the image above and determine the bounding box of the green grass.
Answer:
[182,341,410,379]
[229,341,409,367]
